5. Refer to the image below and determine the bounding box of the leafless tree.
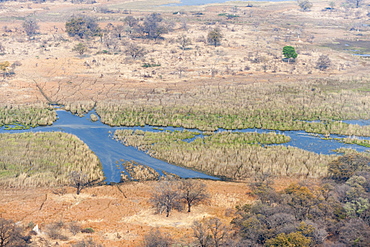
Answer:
[150,180,183,217]
[192,220,211,247]
[177,34,192,50]
[178,179,209,212]
[125,43,147,59]
[71,238,103,247]
[0,218,27,247]
[207,28,223,47]
[70,171,89,195]
[192,217,229,247]
[22,19,39,38]
[124,16,138,28]
[297,0,313,11]
[143,229,173,247]
[112,25,125,40]
[316,55,331,71]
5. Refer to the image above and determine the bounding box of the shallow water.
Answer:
[1,110,369,183]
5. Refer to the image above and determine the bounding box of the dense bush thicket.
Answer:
[231,154,370,246]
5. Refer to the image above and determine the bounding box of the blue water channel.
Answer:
[0,110,369,183]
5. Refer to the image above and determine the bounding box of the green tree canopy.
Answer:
[265,232,311,247]
[283,46,298,59]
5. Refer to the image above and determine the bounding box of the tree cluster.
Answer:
[150,179,209,217]
[231,154,370,246]
[65,16,101,39]
[121,13,173,40]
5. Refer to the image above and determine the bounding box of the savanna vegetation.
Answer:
[0,0,370,245]
[0,132,104,187]
[115,129,331,179]
[96,79,370,136]
[0,104,56,129]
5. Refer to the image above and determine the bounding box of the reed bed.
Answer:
[115,130,329,179]
[115,129,201,151]
[340,137,370,148]
[96,79,370,136]
[121,161,161,181]
[0,103,56,128]
[333,147,370,155]
[0,132,104,188]
[120,160,180,181]
[63,101,96,117]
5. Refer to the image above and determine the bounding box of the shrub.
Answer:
[328,154,370,182]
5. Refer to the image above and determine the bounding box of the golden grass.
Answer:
[96,79,370,136]
[0,132,104,187]
[0,103,56,128]
[115,130,332,179]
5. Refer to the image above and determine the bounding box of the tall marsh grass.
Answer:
[0,132,104,188]
[115,130,330,179]
[96,79,370,136]
[0,103,56,128]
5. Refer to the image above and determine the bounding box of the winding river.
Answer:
[0,109,369,183]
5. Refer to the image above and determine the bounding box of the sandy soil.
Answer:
[0,180,257,246]
[0,0,369,105]
[0,0,369,245]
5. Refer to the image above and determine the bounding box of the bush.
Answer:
[65,16,101,39]
[298,0,313,11]
[143,229,173,247]
[316,55,331,71]
[81,227,95,233]
[328,154,370,182]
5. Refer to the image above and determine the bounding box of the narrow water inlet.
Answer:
[0,109,369,183]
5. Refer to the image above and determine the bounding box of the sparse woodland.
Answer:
[0,0,370,245]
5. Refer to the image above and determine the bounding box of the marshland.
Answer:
[1,0,370,245]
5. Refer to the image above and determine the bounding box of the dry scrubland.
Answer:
[1,0,370,246]
[0,0,369,105]
[0,179,262,246]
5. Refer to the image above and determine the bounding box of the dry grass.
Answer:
[121,161,161,181]
[96,78,370,135]
[0,132,104,187]
[0,103,56,128]
[115,129,331,179]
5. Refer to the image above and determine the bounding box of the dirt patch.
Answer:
[0,180,254,246]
